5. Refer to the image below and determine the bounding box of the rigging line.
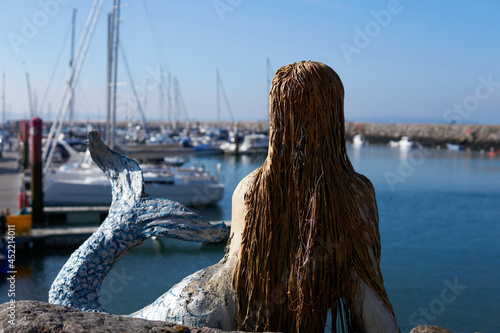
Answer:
[43,0,102,163]
[44,0,105,175]
[39,25,71,120]
[141,0,167,67]
[216,69,221,123]
[175,79,190,122]
[143,0,198,120]
[1,68,5,124]
[75,81,92,116]
[217,73,235,123]
[22,62,34,118]
[110,0,121,149]
[118,42,149,136]
[266,58,273,122]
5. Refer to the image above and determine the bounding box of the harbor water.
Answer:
[1,145,499,333]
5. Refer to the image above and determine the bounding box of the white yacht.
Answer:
[39,147,224,207]
[220,133,269,154]
[389,136,418,149]
[352,134,368,146]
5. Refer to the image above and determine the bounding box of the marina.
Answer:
[1,139,499,332]
[0,148,105,244]
[0,145,230,250]
[1,0,498,331]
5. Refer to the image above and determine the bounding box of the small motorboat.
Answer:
[352,134,368,146]
[163,156,187,167]
[389,136,419,149]
[446,143,462,151]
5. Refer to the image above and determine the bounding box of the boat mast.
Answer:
[24,64,34,118]
[266,58,272,122]
[216,70,235,124]
[43,0,105,174]
[173,77,179,133]
[111,0,120,149]
[1,69,5,125]
[119,43,149,136]
[143,77,149,118]
[105,12,113,146]
[216,69,221,124]
[69,8,76,125]
[167,73,172,127]
[159,67,164,122]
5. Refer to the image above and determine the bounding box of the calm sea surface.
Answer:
[1,145,499,333]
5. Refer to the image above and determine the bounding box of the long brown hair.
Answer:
[232,61,395,332]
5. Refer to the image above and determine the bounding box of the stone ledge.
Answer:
[1,300,466,333]
[409,325,455,333]
[0,300,241,333]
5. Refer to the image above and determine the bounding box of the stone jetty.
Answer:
[346,122,500,150]
[23,119,500,151]
[207,121,500,151]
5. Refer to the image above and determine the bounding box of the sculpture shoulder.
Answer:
[232,169,258,204]
[229,169,259,251]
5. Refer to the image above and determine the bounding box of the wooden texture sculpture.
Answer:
[233,61,400,332]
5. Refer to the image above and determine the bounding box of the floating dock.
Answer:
[12,221,229,250]
[1,150,107,226]
[14,226,98,250]
[1,150,97,249]
[0,150,20,215]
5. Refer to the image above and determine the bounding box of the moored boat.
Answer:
[446,143,462,151]
[352,134,368,146]
[389,136,419,149]
[42,170,223,207]
[35,147,224,207]
[220,133,269,154]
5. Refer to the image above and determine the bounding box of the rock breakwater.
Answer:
[345,122,500,150]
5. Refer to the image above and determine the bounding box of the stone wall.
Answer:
[346,122,500,150]
[231,121,500,151]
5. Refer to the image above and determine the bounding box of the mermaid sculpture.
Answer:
[50,61,400,332]
[48,131,228,312]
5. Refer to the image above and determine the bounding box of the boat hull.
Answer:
[43,180,224,207]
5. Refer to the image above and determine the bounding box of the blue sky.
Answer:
[1,0,499,124]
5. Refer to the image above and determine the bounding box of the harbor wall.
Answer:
[344,122,500,150]
[231,121,500,150]
[15,119,500,151]
[146,120,500,150]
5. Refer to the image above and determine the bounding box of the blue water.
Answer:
[1,146,499,333]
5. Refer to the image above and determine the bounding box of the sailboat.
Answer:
[36,3,223,208]
[41,143,224,207]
